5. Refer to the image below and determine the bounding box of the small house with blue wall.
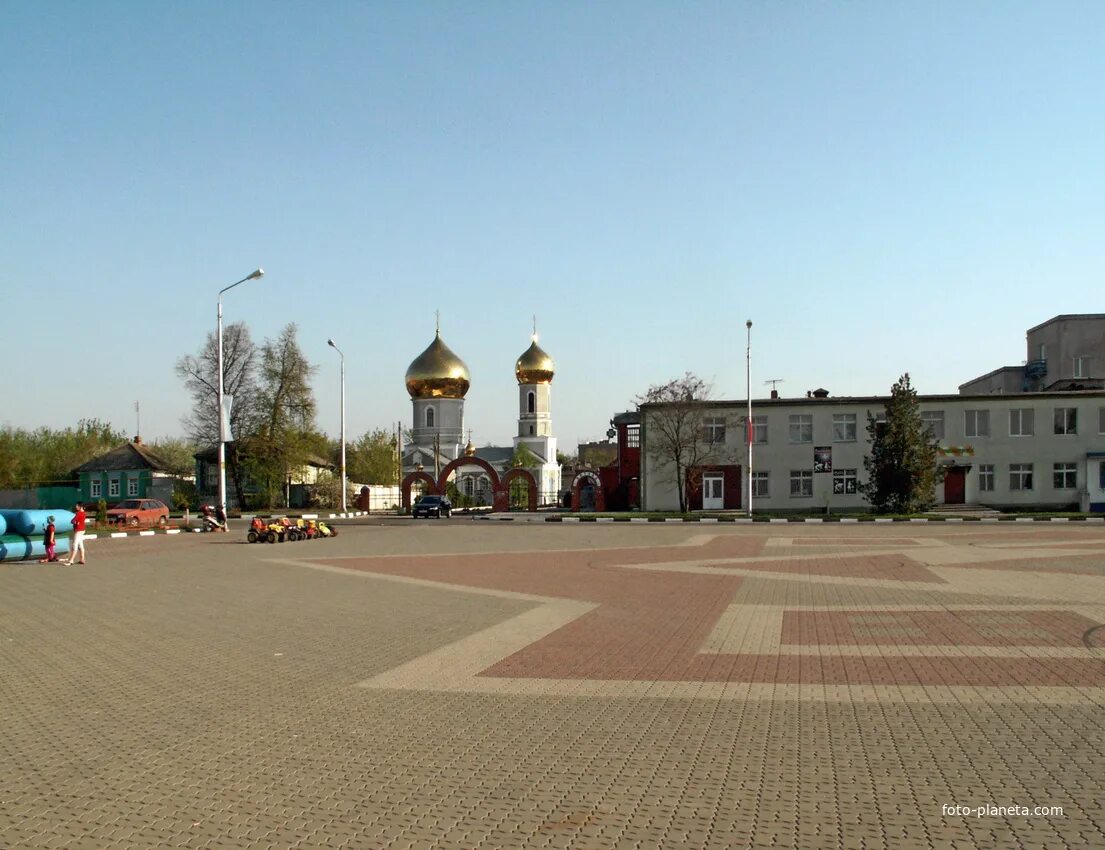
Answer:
[73,438,178,505]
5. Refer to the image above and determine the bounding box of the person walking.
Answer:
[61,503,87,565]
[38,515,58,563]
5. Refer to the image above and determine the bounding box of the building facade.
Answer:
[640,391,1105,513]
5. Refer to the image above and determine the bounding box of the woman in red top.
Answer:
[62,503,87,565]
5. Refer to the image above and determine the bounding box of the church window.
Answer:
[529,425,535,435]
[426,407,434,428]
[528,391,535,414]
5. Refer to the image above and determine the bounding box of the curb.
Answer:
[85,512,372,541]
[478,515,1105,524]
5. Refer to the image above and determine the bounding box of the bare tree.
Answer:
[175,321,258,507]
[245,323,321,507]
[636,372,715,512]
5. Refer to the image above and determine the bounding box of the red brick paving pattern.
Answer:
[316,534,1105,688]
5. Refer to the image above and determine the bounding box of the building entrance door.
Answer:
[944,467,966,505]
[703,474,724,510]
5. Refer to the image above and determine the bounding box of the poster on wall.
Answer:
[813,446,832,473]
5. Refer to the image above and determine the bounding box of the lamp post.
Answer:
[746,319,753,519]
[327,338,347,513]
[217,268,264,519]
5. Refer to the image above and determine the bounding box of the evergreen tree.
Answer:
[860,373,942,513]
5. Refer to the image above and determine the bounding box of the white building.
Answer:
[639,390,1105,513]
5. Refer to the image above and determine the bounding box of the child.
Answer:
[38,515,58,563]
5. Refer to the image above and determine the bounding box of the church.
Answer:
[400,326,562,507]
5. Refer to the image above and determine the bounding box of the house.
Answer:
[193,444,336,509]
[72,438,180,505]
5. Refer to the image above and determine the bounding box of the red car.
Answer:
[106,498,170,527]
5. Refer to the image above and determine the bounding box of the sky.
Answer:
[2,2,1103,451]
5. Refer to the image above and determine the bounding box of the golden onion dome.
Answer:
[464,438,476,457]
[515,337,555,384]
[405,333,471,399]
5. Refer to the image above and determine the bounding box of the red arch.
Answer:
[401,471,438,510]
[501,468,538,512]
[570,469,605,512]
[436,457,502,494]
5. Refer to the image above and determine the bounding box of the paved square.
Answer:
[2,521,1103,849]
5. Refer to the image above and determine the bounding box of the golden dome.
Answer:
[405,333,471,399]
[464,439,476,457]
[515,337,555,384]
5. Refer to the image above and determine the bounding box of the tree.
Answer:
[148,437,199,478]
[860,373,943,514]
[243,323,321,507]
[636,373,714,512]
[0,419,126,489]
[175,321,259,507]
[347,428,400,485]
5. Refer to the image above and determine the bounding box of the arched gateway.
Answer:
[570,469,605,512]
[400,471,438,511]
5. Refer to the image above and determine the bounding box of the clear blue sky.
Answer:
[3,2,1103,450]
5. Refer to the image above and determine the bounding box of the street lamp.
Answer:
[327,338,347,514]
[217,268,264,519]
[746,319,753,519]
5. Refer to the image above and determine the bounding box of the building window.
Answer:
[1101,461,1105,491]
[528,391,535,414]
[921,411,945,440]
[1054,408,1077,435]
[529,425,535,435]
[978,464,994,492]
[109,479,120,498]
[751,415,768,444]
[789,414,813,444]
[1053,463,1077,490]
[626,426,640,448]
[702,417,726,444]
[1009,464,1033,491]
[1009,408,1034,436]
[964,409,990,438]
[789,470,813,497]
[832,468,857,495]
[832,414,857,442]
[1101,408,1105,434]
[426,407,434,428]
[90,479,102,498]
[1038,343,1046,361]
[127,478,139,497]
[463,477,475,497]
[1073,357,1086,378]
[752,471,769,498]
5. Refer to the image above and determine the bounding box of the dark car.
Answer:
[412,494,452,519]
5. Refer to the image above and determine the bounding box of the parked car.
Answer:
[412,494,452,519]
[106,498,170,527]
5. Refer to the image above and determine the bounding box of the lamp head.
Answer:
[248,268,264,280]
[746,319,752,329]
[327,339,336,348]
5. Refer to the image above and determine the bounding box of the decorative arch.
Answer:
[501,468,538,512]
[436,456,502,495]
[570,469,605,512]
[401,471,438,510]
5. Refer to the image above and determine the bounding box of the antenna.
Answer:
[764,379,784,391]
[135,401,140,441]
[435,309,440,335]
[532,314,537,340]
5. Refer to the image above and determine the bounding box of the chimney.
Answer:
[770,389,779,399]
[806,390,812,399]
[812,388,830,399]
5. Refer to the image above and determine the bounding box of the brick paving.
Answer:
[1,522,1103,849]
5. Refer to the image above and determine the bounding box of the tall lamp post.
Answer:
[217,268,264,518]
[327,338,347,513]
[746,319,753,519]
